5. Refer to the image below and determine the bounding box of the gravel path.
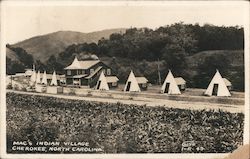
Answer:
[6,90,244,113]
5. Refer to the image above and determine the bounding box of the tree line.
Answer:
[56,22,243,61]
[6,44,34,75]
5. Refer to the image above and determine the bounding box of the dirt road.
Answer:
[6,90,244,113]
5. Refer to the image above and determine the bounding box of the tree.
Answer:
[45,55,63,74]
[109,57,119,75]
[6,45,34,69]
[35,60,47,72]
[193,54,230,88]
[230,66,244,91]
[161,43,187,75]
[6,57,25,75]
[158,22,198,54]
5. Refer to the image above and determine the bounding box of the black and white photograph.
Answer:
[0,1,249,159]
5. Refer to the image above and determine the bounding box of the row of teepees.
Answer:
[95,69,231,97]
[30,70,58,86]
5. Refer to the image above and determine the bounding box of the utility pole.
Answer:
[10,75,13,89]
[157,58,162,85]
[33,63,35,71]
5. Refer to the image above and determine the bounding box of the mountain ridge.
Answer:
[10,28,126,62]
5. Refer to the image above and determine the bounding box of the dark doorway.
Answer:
[178,85,181,91]
[126,82,131,91]
[96,81,101,89]
[164,83,170,93]
[212,84,219,96]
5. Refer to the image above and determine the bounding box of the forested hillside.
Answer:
[11,29,126,62]
[6,44,34,75]
[6,23,244,91]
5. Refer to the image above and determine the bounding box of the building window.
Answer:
[142,83,147,88]
[67,70,71,75]
[103,69,106,74]
[77,70,82,75]
[107,69,111,75]
[90,69,94,74]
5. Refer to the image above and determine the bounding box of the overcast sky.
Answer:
[2,1,249,44]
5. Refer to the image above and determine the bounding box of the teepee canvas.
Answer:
[41,71,47,85]
[161,70,181,95]
[124,71,140,92]
[36,71,41,84]
[50,71,58,86]
[95,71,109,90]
[204,70,231,96]
[30,70,36,85]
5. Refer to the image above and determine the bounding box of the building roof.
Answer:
[223,78,232,86]
[25,69,33,76]
[85,66,103,79]
[175,77,186,85]
[106,76,119,83]
[136,77,148,84]
[73,74,88,78]
[64,57,100,70]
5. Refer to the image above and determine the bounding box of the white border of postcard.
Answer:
[0,1,249,159]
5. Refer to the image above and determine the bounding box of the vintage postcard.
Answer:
[0,1,249,159]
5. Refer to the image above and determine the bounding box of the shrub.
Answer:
[87,91,92,97]
[6,84,12,89]
[68,89,76,95]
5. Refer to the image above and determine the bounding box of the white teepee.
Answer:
[30,70,36,83]
[204,70,231,96]
[161,70,181,95]
[50,71,58,86]
[41,71,47,85]
[95,71,109,90]
[36,71,41,84]
[124,70,141,92]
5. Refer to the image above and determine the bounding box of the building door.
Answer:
[126,82,131,91]
[164,83,170,93]
[178,85,182,91]
[96,81,101,89]
[212,84,219,96]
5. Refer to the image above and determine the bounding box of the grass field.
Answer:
[6,92,244,153]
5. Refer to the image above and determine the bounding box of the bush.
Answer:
[21,87,27,92]
[87,91,92,97]
[68,88,76,95]
[13,84,19,90]
[6,84,12,89]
